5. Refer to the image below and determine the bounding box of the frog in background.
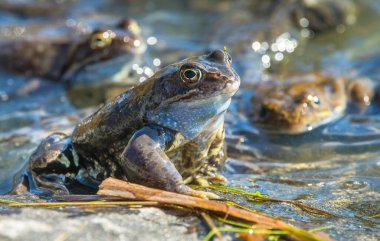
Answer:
[0,18,145,89]
[249,72,374,134]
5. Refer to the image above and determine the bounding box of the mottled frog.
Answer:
[249,73,373,134]
[0,18,144,87]
[12,49,240,199]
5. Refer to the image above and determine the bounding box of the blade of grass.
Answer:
[309,225,334,233]
[200,212,223,240]
[195,184,338,217]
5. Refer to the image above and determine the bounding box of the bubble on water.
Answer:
[132,64,139,70]
[147,36,158,45]
[286,45,295,53]
[143,67,154,77]
[251,41,261,52]
[301,29,312,38]
[133,39,141,47]
[109,31,116,38]
[277,42,286,52]
[299,18,309,28]
[274,52,284,61]
[139,76,147,82]
[263,62,271,69]
[153,58,161,66]
[136,67,143,75]
[270,43,278,52]
[261,42,269,51]
[102,31,110,39]
[261,55,270,64]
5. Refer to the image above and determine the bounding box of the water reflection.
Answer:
[0,0,379,240]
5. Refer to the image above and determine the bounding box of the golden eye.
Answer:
[90,32,112,49]
[180,67,202,85]
[306,94,320,108]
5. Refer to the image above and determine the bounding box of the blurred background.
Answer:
[0,1,379,240]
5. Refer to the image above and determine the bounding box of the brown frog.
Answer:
[249,73,373,134]
[12,49,240,199]
[0,18,145,88]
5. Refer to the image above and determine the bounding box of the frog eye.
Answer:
[306,94,320,107]
[90,32,113,49]
[180,66,202,86]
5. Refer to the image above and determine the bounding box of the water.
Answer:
[0,1,379,240]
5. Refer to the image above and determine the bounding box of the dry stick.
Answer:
[97,178,335,241]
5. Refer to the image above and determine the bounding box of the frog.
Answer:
[291,0,357,33]
[0,18,145,88]
[0,0,71,18]
[11,49,240,199]
[249,72,374,134]
[248,0,356,33]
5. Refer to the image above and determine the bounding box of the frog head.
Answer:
[251,74,347,134]
[61,18,145,87]
[147,49,240,139]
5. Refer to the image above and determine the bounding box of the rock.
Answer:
[0,207,203,241]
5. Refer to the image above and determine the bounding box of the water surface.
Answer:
[0,1,379,240]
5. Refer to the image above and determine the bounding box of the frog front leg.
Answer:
[120,126,218,199]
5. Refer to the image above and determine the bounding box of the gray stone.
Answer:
[0,207,203,241]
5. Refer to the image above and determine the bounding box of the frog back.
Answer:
[72,80,154,154]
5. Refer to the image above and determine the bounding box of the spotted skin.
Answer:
[12,50,240,199]
[0,18,144,86]
[250,73,374,134]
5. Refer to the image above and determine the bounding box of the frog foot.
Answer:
[208,174,228,185]
[174,184,219,200]
[194,174,228,187]
[35,174,70,195]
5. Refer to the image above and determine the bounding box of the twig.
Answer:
[97,177,335,241]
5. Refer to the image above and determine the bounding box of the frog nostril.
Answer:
[207,49,226,63]
[117,18,140,34]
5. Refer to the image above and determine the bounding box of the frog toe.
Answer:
[208,174,228,185]
[194,177,210,187]
[35,174,70,195]
[174,184,219,199]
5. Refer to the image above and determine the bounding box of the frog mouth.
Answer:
[222,80,240,95]
[253,106,344,134]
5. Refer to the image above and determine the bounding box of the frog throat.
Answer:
[147,95,231,140]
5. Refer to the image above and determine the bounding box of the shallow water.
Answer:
[0,1,379,240]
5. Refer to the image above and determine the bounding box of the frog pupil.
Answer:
[184,70,196,79]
